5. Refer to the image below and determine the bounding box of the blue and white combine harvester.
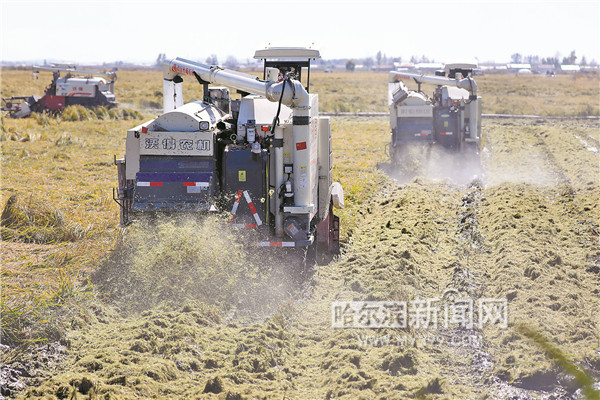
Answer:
[388,62,483,164]
[114,47,343,265]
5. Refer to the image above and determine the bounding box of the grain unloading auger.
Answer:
[1,66,117,118]
[388,62,482,163]
[114,47,343,263]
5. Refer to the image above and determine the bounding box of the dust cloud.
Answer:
[380,142,566,189]
[380,144,484,186]
[93,215,312,320]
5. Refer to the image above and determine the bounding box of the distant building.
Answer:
[506,63,531,73]
[560,64,580,73]
[480,64,509,73]
[581,65,600,72]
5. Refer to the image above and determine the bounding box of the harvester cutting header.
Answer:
[388,62,482,163]
[115,47,343,262]
[2,66,117,118]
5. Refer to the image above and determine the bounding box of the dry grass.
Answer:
[476,73,600,116]
[330,117,389,239]
[1,194,92,243]
[1,237,98,350]
[60,105,142,121]
[1,93,140,347]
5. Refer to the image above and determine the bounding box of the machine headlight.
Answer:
[199,121,210,131]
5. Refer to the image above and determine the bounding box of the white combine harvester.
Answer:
[388,62,482,164]
[2,65,117,118]
[115,47,343,265]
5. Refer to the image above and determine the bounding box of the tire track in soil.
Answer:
[370,122,533,395]
[476,187,599,398]
[438,180,493,396]
[446,179,573,399]
[293,177,504,397]
[283,182,478,398]
[364,120,600,398]
[370,126,533,396]
[476,121,600,398]
[572,132,599,154]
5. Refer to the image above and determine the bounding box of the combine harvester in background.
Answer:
[388,62,482,166]
[1,65,117,118]
[114,47,343,265]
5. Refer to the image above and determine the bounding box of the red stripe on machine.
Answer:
[296,142,307,150]
[137,182,162,187]
[230,223,258,229]
[257,241,296,247]
[184,182,209,187]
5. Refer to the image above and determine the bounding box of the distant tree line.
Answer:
[154,49,596,72]
[510,50,595,66]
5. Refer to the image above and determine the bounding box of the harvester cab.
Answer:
[388,61,482,163]
[115,47,343,263]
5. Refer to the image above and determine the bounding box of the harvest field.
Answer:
[1,69,600,399]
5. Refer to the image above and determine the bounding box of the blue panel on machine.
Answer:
[393,117,434,145]
[132,171,215,212]
[135,172,212,183]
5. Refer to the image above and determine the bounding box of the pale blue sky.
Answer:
[1,0,598,64]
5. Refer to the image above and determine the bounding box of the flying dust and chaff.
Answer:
[379,143,485,186]
[93,214,315,320]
